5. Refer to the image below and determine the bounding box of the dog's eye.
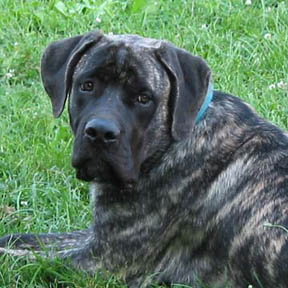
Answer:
[80,81,94,92]
[137,95,151,105]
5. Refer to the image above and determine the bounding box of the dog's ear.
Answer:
[41,30,103,117]
[156,42,212,141]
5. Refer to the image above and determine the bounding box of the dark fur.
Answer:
[1,31,288,288]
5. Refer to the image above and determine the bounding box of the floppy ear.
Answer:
[41,30,103,117]
[156,42,212,141]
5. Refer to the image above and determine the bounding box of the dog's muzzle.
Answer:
[71,117,126,183]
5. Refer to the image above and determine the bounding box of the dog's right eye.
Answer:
[80,81,94,92]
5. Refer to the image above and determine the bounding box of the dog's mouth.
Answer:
[73,159,115,183]
[72,154,139,187]
[74,165,97,182]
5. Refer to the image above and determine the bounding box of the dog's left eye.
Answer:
[137,95,151,105]
[80,81,94,92]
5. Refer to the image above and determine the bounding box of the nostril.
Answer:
[85,127,98,139]
[104,131,117,142]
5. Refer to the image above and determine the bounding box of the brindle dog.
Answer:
[1,30,288,288]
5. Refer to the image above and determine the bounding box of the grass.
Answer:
[0,0,287,287]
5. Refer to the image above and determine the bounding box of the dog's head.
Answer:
[41,30,211,187]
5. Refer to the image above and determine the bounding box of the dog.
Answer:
[1,30,288,288]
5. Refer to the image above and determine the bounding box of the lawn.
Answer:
[0,0,287,287]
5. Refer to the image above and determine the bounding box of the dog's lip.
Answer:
[73,160,139,186]
[72,157,98,182]
[75,167,95,182]
[72,151,140,185]
[71,156,87,170]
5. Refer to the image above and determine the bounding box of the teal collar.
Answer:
[195,83,213,124]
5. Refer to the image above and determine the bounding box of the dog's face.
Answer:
[69,36,171,185]
[41,31,211,186]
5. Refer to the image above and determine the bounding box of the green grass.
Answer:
[0,0,287,287]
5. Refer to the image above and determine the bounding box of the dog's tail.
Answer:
[0,229,93,259]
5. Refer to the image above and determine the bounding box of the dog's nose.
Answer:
[84,118,120,144]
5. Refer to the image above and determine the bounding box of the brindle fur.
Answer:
[1,31,288,288]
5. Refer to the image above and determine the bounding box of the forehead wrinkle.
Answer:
[73,40,166,92]
[115,46,129,75]
[73,42,116,78]
[137,54,164,91]
[108,34,162,49]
